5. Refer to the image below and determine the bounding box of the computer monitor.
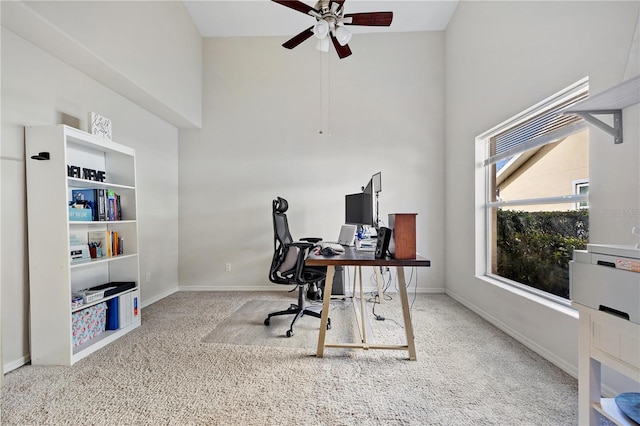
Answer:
[345,193,365,225]
[372,172,382,193]
[362,179,374,225]
[345,179,374,227]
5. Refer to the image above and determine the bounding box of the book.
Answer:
[96,188,107,221]
[112,231,119,256]
[107,190,116,221]
[116,194,122,220]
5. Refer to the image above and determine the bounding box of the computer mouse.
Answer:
[320,247,338,256]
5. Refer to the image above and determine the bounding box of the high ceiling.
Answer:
[183,1,459,37]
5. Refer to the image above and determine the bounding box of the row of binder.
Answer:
[105,290,139,330]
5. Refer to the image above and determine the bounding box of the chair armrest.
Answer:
[300,237,322,244]
[289,241,314,250]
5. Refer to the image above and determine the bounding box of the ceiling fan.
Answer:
[272,0,393,59]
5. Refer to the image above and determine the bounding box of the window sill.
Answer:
[476,274,579,320]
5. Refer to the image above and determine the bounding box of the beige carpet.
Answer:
[2,291,582,425]
[202,299,360,351]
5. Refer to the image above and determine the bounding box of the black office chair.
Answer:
[264,197,331,337]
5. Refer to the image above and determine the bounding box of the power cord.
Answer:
[369,267,394,321]
[372,294,385,321]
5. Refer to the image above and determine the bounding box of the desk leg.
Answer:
[397,267,417,361]
[375,266,384,304]
[317,265,335,358]
[358,266,367,346]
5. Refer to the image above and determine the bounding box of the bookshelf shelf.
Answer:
[26,124,141,366]
[71,288,137,313]
[68,177,135,191]
[69,220,137,226]
[70,253,139,269]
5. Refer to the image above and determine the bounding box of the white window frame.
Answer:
[572,178,589,210]
[475,77,590,304]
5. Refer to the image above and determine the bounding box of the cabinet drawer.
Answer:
[590,309,640,375]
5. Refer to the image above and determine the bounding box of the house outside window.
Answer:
[477,78,590,302]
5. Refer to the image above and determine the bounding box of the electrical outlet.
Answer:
[145,272,151,282]
[225,263,232,272]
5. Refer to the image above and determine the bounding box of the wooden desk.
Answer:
[306,247,431,360]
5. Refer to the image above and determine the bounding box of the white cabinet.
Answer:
[574,304,640,425]
[25,125,141,366]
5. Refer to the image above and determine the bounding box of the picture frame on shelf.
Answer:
[89,112,112,140]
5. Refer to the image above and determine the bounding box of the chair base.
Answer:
[264,285,331,337]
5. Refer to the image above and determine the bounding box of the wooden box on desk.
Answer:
[388,213,417,259]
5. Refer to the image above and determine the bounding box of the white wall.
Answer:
[0,29,180,371]
[445,1,639,392]
[1,0,202,128]
[178,32,446,293]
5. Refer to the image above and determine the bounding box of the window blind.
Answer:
[484,81,589,166]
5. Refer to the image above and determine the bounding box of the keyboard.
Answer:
[319,242,345,253]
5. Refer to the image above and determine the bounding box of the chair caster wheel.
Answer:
[286,330,293,338]
[264,318,270,326]
[327,318,331,330]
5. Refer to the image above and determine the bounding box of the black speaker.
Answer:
[375,227,392,259]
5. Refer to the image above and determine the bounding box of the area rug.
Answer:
[201,299,361,351]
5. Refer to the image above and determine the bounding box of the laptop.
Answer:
[318,225,357,253]
[337,224,357,246]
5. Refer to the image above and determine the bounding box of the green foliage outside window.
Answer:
[496,209,589,299]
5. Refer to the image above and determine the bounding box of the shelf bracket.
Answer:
[572,109,623,144]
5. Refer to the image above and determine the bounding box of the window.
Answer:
[477,78,590,302]
[573,179,589,210]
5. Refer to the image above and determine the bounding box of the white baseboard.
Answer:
[4,355,30,374]
[445,288,578,379]
[178,285,446,293]
[141,287,179,308]
[177,285,291,292]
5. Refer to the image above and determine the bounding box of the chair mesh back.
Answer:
[274,212,293,246]
[271,198,295,282]
[269,197,324,286]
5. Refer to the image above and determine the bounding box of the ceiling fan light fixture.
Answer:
[335,26,352,46]
[316,36,330,52]
[272,0,393,59]
[313,19,329,39]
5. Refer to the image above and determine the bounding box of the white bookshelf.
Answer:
[25,125,141,366]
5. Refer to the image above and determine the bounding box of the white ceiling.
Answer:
[183,1,459,37]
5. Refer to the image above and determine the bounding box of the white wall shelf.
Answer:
[25,124,141,366]
[563,75,640,144]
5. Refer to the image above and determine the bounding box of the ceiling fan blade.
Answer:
[344,11,393,26]
[271,0,317,16]
[330,35,352,59]
[282,26,314,49]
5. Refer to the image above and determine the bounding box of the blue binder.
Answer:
[106,298,120,330]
